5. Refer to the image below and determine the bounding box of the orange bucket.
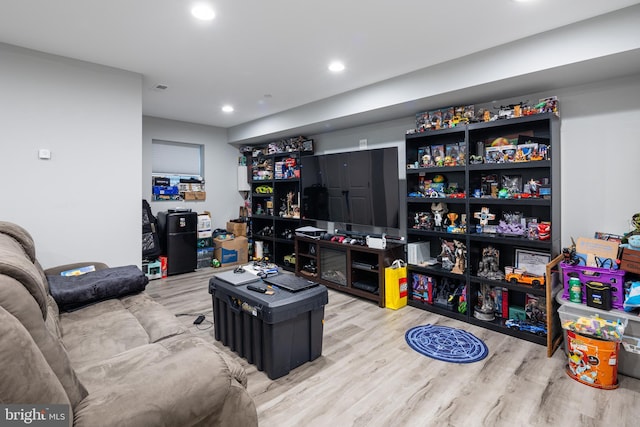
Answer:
[566,330,619,389]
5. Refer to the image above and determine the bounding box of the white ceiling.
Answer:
[1,0,639,129]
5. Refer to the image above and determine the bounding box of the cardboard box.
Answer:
[198,230,213,239]
[182,191,206,201]
[226,221,247,237]
[621,248,640,275]
[214,236,248,265]
[198,214,212,231]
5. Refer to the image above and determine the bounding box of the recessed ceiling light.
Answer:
[328,61,345,73]
[222,105,234,113]
[191,3,215,21]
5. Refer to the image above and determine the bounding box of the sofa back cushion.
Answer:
[0,240,48,319]
[0,222,52,294]
[0,274,88,408]
[0,305,72,408]
[0,221,37,263]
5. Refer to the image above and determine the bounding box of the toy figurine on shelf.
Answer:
[473,207,496,233]
[496,212,526,237]
[477,246,504,280]
[451,240,467,275]
[414,212,435,230]
[474,283,495,321]
[279,199,288,217]
[622,212,640,244]
[514,148,527,162]
[431,202,448,231]
[438,239,456,271]
[538,222,551,241]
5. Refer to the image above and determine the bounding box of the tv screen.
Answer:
[300,147,400,229]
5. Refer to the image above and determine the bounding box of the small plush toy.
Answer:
[620,234,640,251]
[622,213,640,244]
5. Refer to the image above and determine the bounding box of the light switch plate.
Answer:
[38,149,51,159]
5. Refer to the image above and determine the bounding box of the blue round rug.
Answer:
[405,324,489,363]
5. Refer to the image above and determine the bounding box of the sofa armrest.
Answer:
[44,262,109,276]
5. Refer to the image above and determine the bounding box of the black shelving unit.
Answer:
[250,151,305,269]
[405,113,562,353]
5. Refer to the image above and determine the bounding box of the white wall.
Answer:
[0,43,142,269]
[309,74,640,249]
[142,116,245,229]
[556,74,640,242]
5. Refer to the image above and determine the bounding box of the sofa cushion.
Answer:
[0,305,72,408]
[47,265,148,311]
[119,293,188,342]
[60,293,187,368]
[73,334,258,427]
[0,275,88,408]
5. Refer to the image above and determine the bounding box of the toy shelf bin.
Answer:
[560,262,626,310]
[558,304,627,342]
[557,295,640,380]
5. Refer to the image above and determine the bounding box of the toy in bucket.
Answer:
[385,259,407,310]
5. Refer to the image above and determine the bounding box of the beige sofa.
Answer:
[0,221,257,427]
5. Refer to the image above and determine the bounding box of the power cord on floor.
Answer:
[175,312,214,330]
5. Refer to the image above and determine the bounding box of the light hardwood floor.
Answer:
[146,268,640,427]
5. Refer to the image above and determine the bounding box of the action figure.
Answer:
[477,246,504,280]
[431,202,448,231]
[451,240,466,275]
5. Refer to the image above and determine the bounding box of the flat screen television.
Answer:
[300,147,400,230]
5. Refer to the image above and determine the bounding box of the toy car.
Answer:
[505,319,547,336]
[255,185,273,194]
[505,272,545,288]
[283,253,296,267]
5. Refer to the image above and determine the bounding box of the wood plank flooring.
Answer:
[146,267,640,427]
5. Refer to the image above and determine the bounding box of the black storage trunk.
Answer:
[209,275,328,380]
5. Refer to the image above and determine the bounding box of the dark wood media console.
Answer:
[294,236,404,307]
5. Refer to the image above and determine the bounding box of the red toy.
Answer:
[538,222,551,240]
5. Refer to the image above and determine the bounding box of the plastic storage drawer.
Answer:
[209,275,328,380]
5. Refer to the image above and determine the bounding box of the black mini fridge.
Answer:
[157,209,197,275]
